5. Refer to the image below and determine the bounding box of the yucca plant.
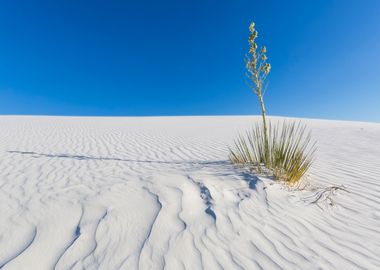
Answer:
[229,21,316,184]
[230,121,316,184]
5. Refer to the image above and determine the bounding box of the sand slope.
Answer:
[0,116,379,270]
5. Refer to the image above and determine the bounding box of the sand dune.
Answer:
[0,116,379,269]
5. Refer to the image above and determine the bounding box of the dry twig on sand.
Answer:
[303,185,349,208]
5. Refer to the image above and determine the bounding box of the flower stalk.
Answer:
[245,22,271,165]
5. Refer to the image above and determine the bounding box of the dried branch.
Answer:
[303,185,350,209]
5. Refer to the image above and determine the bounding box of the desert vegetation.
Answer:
[229,22,316,184]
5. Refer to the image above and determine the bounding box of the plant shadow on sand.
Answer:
[8,150,261,190]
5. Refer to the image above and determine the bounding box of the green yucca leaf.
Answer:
[229,120,316,184]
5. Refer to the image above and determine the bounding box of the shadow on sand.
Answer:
[7,150,261,190]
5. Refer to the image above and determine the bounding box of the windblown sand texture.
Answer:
[0,116,379,269]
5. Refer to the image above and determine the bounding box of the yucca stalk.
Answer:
[245,22,271,165]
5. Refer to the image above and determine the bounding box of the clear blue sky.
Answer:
[0,0,379,122]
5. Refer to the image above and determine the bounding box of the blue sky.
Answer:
[0,0,379,122]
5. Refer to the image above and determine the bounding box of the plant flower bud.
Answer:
[249,22,255,33]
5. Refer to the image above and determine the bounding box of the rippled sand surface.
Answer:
[0,116,379,269]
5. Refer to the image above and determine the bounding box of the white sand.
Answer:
[0,115,379,270]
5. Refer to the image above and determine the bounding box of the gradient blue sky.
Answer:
[0,0,379,122]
